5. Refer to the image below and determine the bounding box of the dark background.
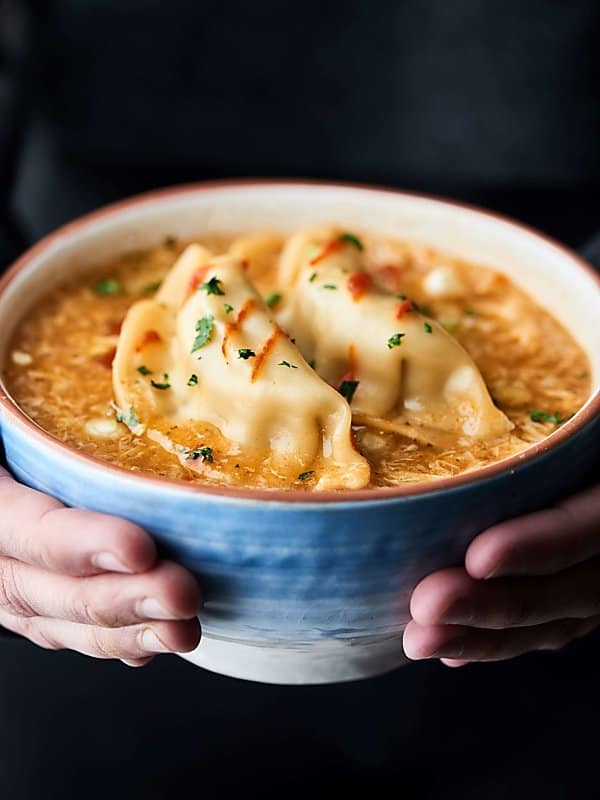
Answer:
[1,1,599,798]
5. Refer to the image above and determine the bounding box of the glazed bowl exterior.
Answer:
[0,182,599,684]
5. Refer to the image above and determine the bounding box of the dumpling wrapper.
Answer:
[276,229,513,446]
[113,245,370,490]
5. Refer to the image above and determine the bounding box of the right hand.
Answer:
[0,467,201,666]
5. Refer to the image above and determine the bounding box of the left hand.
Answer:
[403,483,600,666]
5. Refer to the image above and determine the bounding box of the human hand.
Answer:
[404,483,600,666]
[0,467,201,666]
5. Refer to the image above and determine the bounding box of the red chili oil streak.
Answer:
[346,271,372,301]
[221,298,257,356]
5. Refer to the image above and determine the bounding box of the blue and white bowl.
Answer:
[1,181,599,683]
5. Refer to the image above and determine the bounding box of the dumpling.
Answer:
[276,229,513,446]
[112,244,370,490]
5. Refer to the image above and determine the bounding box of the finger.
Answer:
[121,657,155,668]
[411,559,600,629]
[466,484,600,579]
[0,557,201,626]
[0,470,156,576]
[0,606,201,659]
[403,616,600,662]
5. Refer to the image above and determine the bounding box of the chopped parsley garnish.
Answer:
[127,406,139,428]
[412,301,432,315]
[309,272,317,283]
[141,281,162,295]
[308,359,316,369]
[238,348,256,359]
[199,276,225,296]
[297,470,314,481]
[187,374,198,386]
[224,303,234,313]
[151,374,171,390]
[186,446,214,463]
[163,235,177,249]
[396,294,407,300]
[339,379,359,404]
[278,360,298,369]
[424,322,433,334]
[323,284,337,290]
[441,320,460,333]
[265,292,282,308]
[339,232,364,251]
[387,332,406,349]
[529,409,572,424]
[93,278,121,295]
[191,315,214,352]
[137,365,153,375]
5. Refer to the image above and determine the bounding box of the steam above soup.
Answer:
[5,229,590,490]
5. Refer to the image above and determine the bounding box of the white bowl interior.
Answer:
[1,184,599,401]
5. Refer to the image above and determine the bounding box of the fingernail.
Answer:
[140,627,173,653]
[91,551,132,573]
[136,597,175,620]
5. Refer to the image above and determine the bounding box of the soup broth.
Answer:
[4,232,591,489]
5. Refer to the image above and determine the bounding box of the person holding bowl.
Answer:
[0,2,599,798]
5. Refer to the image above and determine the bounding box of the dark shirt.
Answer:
[1,3,600,799]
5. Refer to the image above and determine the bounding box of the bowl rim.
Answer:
[0,178,598,504]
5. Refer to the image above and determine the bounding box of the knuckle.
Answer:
[89,626,116,659]
[16,617,63,651]
[505,593,531,627]
[32,625,63,652]
[0,559,36,617]
[77,583,129,628]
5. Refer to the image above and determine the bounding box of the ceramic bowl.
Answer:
[1,181,599,684]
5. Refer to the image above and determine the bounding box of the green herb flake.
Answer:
[186,446,214,463]
[187,374,198,386]
[93,278,121,296]
[127,406,139,428]
[412,301,432,316]
[191,315,214,352]
[339,379,359,404]
[278,360,298,369]
[529,409,572,425]
[308,359,316,369]
[199,276,225,296]
[441,320,460,333]
[396,294,407,300]
[224,303,234,314]
[265,292,282,308]
[238,348,256,360]
[309,272,317,283]
[424,322,433,334]
[141,281,162,295]
[322,284,337,290]
[151,374,171,390]
[297,470,314,481]
[387,332,406,349]
[136,365,153,375]
[339,232,364,251]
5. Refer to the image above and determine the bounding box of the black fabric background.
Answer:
[1,2,599,798]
